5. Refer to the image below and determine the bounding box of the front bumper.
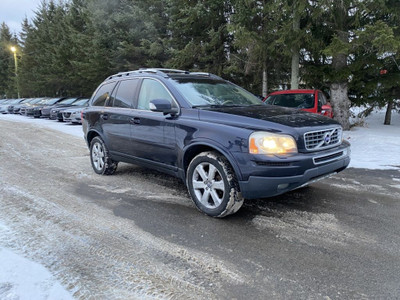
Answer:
[237,143,350,199]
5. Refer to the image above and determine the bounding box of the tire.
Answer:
[187,151,244,217]
[89,136,118,175]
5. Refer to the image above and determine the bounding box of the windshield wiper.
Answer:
[192,104,250,108]
[192,104,224,108]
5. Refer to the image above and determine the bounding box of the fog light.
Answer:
[278,183,289,190]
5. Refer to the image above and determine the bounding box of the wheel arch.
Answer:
[182,142,243,182]
[86,129,102,147]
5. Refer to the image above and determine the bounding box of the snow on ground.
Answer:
[0,114,83,138]
[0,222,73,300]
[0,108,399,299]
[347,107,400,169]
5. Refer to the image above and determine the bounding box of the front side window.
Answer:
[318,92,327,107]
[137,79,174,110]
[112,79,139,108]
[92,82,116,106]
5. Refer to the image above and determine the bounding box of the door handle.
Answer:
[100,113,108,120]
[130,117,140,124]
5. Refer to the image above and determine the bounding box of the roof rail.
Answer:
[139,68,189,74]
[106,68,223,80]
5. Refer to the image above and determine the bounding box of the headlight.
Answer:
[249,132,297,155]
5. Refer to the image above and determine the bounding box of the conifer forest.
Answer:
[1,0,399,128]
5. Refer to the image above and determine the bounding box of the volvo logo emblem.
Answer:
[323,133,331,145]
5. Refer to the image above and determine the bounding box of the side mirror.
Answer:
[149,99,178,115]
[321,104,333,118]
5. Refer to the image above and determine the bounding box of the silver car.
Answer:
[62,106,85,124]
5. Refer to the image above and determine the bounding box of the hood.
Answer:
[199,105,339,129]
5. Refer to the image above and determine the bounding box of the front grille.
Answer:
[63,112,71,118]
[304,127,342,151]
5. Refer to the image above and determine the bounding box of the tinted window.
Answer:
[112,79,138,108]
[137,79,174,110]
[92,82,116,106]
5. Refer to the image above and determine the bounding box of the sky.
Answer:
[0,0,42,34]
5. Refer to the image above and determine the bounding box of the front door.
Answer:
[129,78,178,171]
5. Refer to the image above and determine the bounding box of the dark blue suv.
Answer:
[82,69,350,217]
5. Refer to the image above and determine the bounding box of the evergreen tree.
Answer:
[0,23,16,98]
[164,0,231,77]
[0,0,398,127]
[305,0,400,128]
[349,1,400,125]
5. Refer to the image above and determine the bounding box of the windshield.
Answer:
[171,78,263,107]
[72,98,89,106]
[266,93,315,109]
[46,98,63,105]
[38,98,50,104]
[30,98,44,104]
[59,98,78,105]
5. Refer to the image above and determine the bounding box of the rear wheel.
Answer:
[187,151,243,217]
[90,136,118,175]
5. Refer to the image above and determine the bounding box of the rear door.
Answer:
[87,81,117,136]
[102,79,140,156]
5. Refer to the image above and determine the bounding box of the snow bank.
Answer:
[346,107,400,169]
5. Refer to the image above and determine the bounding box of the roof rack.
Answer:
[139,68,190,75]
[106,68,223,80]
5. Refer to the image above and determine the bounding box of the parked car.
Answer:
[264,89,333,118]
[40,97,81,118]
[11,98,33,114]
[50,98,89,121]
[6,99,25,113]
[20,98,46,115]
[30,97,65,118]
[0,99,14,114]
[82,69,350,217]
[24,98,51,117]
[62,99,89,124]
[0,99,24,114]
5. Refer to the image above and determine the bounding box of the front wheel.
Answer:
[187,151,244,217]
[89,136,118,175]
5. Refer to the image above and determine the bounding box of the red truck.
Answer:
[264,89,333,118]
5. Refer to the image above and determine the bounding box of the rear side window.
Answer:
[111,79,139,108]
[91,82,116,106]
